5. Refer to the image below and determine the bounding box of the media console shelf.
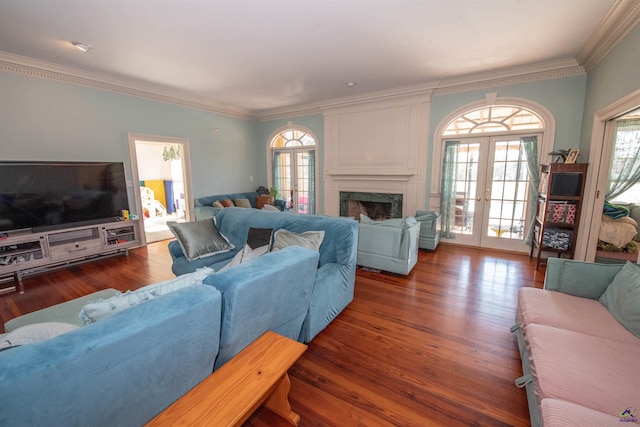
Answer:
[0,219,141,294]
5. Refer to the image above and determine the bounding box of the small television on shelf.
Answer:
[0,161,129,233]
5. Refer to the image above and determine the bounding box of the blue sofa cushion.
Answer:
[599,261,640,337]
[168,218,234,261]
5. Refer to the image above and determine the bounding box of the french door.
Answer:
[445,135,534,252]
[272,148,315,214]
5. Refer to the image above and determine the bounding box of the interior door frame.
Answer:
[127,133,194,246]
[581,88,640,261]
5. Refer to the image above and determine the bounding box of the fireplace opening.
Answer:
[339,192,403,220]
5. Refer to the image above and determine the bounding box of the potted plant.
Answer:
[269,187,279,203]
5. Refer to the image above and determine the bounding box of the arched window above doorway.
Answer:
[443,105,544,136]
[270,129,316,148]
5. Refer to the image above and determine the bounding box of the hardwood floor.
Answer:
[0,242,546,426]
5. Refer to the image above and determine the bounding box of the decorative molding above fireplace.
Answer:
[322,93,429,218]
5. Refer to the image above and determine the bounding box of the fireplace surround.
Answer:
[339,192,403,220]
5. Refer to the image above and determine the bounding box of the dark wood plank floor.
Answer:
[0,242,546,426]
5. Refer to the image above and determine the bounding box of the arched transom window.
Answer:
[443,105,544,135]
[271,129,316,148]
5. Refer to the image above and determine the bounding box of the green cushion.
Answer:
[599,261,640,338]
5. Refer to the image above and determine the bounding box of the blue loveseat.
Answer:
[194,191,286,220]
[169,207,359,342]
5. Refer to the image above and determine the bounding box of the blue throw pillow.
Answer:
[599,261,640,338]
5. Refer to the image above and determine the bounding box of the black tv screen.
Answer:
[0,161,129,233]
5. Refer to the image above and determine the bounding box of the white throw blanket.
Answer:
[599,215,639,248]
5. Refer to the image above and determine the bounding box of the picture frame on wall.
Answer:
[565,149,580,164]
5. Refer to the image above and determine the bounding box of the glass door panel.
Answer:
[480,138,530,252]
[272,149,315,214]
[445,137,531,252]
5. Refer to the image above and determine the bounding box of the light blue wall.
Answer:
[0,70,259,214]
[581,22,640,157]
[427,75,588,194]
[256,114,325,212]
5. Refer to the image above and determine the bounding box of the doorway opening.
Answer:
[128,134,193,245]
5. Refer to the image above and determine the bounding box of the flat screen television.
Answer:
[0,161,129,233]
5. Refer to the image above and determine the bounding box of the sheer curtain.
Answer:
[308,149,315,214]
[272,151,282,197]
[606,118,640,200]
[440,141,459,238]
[521,136,539,245]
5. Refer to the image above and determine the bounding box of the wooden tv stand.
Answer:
[0,219,141,294]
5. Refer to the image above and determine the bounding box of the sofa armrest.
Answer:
[274,198,286,211]
[203,246,320,369]
[544,258,625,299]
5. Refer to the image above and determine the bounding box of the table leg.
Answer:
[264,373,300,426]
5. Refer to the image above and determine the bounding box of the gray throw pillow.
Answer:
[272,229,324,252]
[599,261,640,337]
[167,218,234,261]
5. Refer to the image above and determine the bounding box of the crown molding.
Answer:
[258,60,584,119]
[576,0,640,71]
[0,52,258,121]
[432,60,586,97]
[257,84,436,121]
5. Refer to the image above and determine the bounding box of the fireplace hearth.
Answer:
[339,192,403,220]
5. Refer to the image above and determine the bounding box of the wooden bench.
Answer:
[147,331,307,427]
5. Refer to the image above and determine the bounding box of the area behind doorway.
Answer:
[128,134,193,245]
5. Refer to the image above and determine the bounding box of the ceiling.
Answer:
[0,0,636,119]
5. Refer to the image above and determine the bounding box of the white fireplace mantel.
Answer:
[327,173,414,182]
[322,94,430,218]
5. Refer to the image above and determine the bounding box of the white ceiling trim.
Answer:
[432,61,586,97]
[576,0,640,71]
[0,52,258,121]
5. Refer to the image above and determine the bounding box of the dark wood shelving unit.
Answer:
[530,163,588,269]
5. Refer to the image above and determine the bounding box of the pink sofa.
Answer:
[512,258,640,426]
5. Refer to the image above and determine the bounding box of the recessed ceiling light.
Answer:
[71,41,92,53]
[345,81,356,88]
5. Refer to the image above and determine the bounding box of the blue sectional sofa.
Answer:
[169,207,359,342]
[0,285,223,426]
[194,191,286,220]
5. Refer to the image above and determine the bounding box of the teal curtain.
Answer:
[521,136,539,245]
[272,151,282,197]
[440,141,459,239]
[607,118,640,201]
[308,150,315,214]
